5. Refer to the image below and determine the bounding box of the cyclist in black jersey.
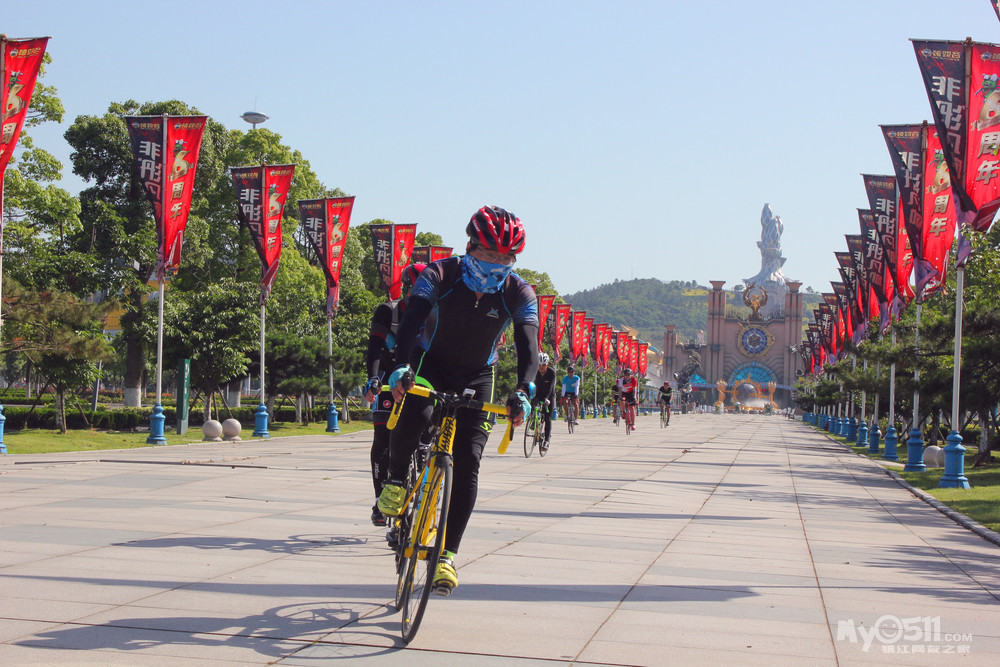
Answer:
[657,380,673,424]
[364,263,426,527]
[378,206,539,597]
[533,352,556,450]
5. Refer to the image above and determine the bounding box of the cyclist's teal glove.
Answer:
[507,389,531,421]
[388,364,413,391]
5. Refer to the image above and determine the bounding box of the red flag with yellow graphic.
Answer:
[371,224,417,299]
[553,304,571,361]
[125,115,208,278]
[298,197,354,315]
[231,164,296,302]
[537,295,555,352]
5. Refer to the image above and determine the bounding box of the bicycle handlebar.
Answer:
[385,384,515,454]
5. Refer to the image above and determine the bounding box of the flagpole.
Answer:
[146,114,169,445]
[940,265,970,487]
[325,315,339,432]
[252,292,270,438]
[884,327,899,460]
[904,295,925,471]
[146,276,167,444]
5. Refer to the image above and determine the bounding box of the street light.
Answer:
[241,111,269,129]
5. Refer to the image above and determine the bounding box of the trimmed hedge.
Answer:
[1,404,373,431]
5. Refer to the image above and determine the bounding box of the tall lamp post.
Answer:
[239,111,272,438]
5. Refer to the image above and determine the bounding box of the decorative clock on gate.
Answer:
[738,324,774,357]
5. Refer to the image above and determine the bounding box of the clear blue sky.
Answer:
[7,0,998,296]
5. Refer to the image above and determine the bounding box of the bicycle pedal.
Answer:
[432,581,455,597]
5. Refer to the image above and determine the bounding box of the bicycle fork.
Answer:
[405,416,456,560]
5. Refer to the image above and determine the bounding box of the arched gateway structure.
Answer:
[661,205,804,410]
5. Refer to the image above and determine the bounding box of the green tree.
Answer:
[65,99,230,407]
[2,278,115,431]
[256,331,328,424]
[162,278,258,421]
[1,53,92,296]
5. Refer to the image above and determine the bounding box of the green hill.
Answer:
[562,278,715,344]
[563,278,824,344]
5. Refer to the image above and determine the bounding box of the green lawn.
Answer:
[813,424,1000,534]
[2,420,373,455]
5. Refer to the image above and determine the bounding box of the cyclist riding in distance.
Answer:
[657,379,673,424]
[364,263,427,528]
[618,367,639,429]
[378,205,539,597]
[561,365,581,424]
[533,352,556,451]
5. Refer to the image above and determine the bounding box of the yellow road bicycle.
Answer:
[386,383,514,643]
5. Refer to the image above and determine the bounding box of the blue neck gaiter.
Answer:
[461,254,512,294]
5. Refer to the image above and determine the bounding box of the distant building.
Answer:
[660,205,803,409]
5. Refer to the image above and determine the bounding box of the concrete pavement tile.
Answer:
[286,641,578,665]
[0,524,163,549]
[492,535,668,565]
[0,643,256,665]
[68,600,391,646]
[0,619,66,643]
[619,584,828,623]
[595,610,834,658]
[397,599,609,657]
[577,638,837,667]
[0,596,114,623]
[641,565,819,594]
[11,622,299,663]
[0,571,183,606]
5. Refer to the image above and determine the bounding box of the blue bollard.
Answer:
[868,421,881,454]
[856,419,868,446]
[252,402,270,439]
[847,417,858,441]
[883,425,899,461]
[939,430,971,488]
[833,417,842,435]
[326,402,340,433]
[903,427,926,472]
[146,404,167,445]
[0,404,6,454]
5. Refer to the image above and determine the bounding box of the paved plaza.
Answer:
[1,413,998,665]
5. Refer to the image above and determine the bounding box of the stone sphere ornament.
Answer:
[202,419,223,442]
[222,418,242,442]
[923,445,943,467]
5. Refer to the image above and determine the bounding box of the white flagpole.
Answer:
[146,115,169,444]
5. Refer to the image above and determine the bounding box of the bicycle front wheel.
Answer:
[523,413,536,458]
[400,460,452,644]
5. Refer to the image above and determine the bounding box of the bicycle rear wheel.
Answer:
[567,405,575,434]
[536,422,547,457]
[523,413,536,458]
[400,460,452,644]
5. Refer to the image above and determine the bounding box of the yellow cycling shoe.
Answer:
[432,557,458,596]
[377,483,405,517]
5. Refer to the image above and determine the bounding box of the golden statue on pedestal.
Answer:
[743,282,768,321]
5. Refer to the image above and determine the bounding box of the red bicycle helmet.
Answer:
[466,206,526,255]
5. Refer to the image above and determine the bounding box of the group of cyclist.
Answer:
[361,204,679,599]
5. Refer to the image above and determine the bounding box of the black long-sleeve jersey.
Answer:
[394,256,539,391]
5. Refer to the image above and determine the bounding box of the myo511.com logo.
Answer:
[837,615,972,653]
